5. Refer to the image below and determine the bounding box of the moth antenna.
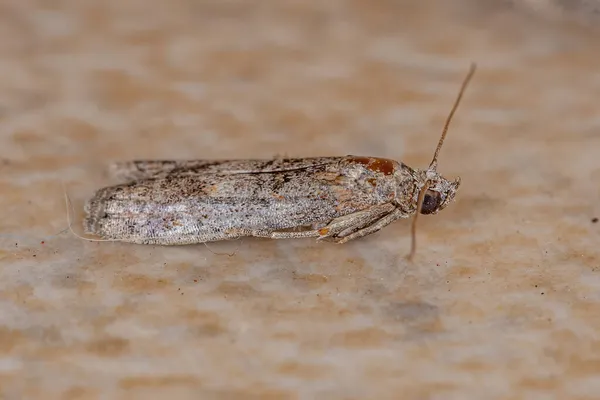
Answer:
[407,181,430,261]
[429,62,476,170]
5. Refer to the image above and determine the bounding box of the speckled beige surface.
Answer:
[1,1,600,399]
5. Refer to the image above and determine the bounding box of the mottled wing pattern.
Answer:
[109,157,344,182]
[85,158,385,245]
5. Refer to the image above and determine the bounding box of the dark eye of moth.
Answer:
[420,190,442,215]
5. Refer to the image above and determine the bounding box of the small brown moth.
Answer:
[81,64,476,259]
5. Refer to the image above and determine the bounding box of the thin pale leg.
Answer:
[334,208,405,244]
[223,204,395,241]
[128,228,321,244]
[250,230,321,239]
[224,228,320,240]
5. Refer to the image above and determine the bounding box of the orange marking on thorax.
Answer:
[348,156,396,175]
[350,156,371,165]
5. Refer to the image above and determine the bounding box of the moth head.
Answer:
[418,170,461,215]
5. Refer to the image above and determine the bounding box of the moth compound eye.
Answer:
[420,190,442,215]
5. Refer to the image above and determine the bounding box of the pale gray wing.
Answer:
[84,161,383,245]
[109,157,345,182]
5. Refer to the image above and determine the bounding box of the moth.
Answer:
[83,64,476,259]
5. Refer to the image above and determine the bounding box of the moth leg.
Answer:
[334,208,405,244]
[224,228,320,240]
[224,203,398,242]
[264,230,320,239]
[316,203,396,241]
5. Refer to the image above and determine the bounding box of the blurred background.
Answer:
[1,1,600,399]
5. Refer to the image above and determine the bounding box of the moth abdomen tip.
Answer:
[83,187,115,235]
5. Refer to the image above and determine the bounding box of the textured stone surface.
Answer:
[1,1,600,399]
